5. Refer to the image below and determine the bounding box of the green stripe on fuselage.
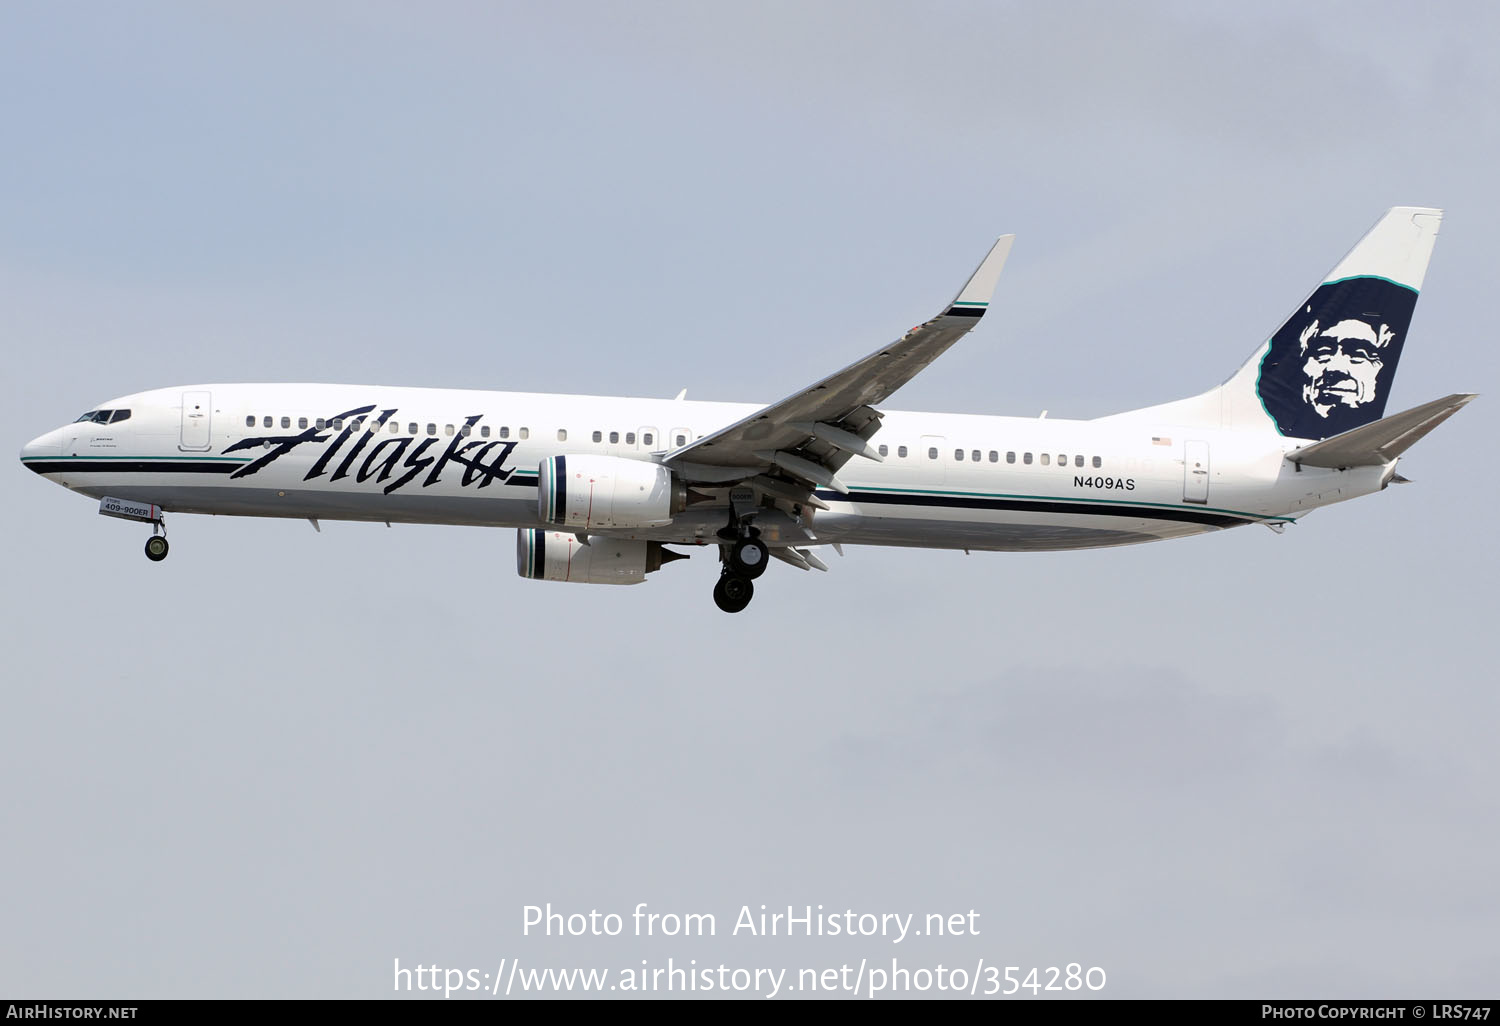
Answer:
[842,484,1292,523]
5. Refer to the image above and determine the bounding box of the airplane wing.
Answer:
[663,235,1014,496]
[1285,393,1477,469]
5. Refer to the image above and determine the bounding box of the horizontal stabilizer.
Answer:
[1286,393,1477,468]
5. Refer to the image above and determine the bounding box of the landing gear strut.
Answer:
[144,518,169,562]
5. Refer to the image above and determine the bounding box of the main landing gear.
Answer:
[728,535,768,579]
[144,518,169,562]
[713,571,754,614]
[712,502,769,613]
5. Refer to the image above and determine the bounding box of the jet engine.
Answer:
[516,529,680,586]
[536,455,685,530]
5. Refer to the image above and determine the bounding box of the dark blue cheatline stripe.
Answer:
[943,306,985,318]
[22,460,241,475]
[27,456,545,487]
[817,488,1251,529]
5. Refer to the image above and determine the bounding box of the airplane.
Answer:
[19,207,1475,612]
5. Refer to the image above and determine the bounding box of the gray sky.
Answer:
[3,0,1496,999]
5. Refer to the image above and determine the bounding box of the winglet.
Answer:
[943,235,1015,318]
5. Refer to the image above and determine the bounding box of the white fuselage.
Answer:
[20,383,1388,552]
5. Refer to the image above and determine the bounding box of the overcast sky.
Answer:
[3,1,1496,1000]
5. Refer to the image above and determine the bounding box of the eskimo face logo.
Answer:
[1255,277,1417,440]
[1298,316,1393,418]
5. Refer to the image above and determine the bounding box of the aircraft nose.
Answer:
[20,429,61,473]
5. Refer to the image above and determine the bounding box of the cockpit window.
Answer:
[75,410,114,424]
[110,409,131,423]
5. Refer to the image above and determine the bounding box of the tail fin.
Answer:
[1223,207,1442,439]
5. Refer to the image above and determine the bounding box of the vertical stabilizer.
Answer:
[1223,207,1442,439]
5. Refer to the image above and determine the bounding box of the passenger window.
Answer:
[1057,454,1065,466]
[519,428,529,440]
[898,445,908,458]
[1092,456,1101,468]
[559,429,568,442]
[928,447,938,460]
[388,421,399,433]
[1006,451,1016,463]
[440,424,451,436]
[972,450,981,462]
[317,418,326,430]
[1075,454,1083,467]
[298,417,308,429]
[461,425,471,436]
[675,434,687,447]
[878,444,888,457]
[592,431,602,443]
[263,416,272,428]
[609,431,619,444]
[408,423,418,434]
[988,451,997,462]
[955,449,964,461]
[333,419,344,430]
[643,432,653,446]
[480,426,490,438]
[626,432,635,445]
[1023,452,1033,465]
[499,427,509,439]
[245,415,255,428]
[281,416,291,429]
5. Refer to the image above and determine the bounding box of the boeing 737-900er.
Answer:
[20,207,1475,612]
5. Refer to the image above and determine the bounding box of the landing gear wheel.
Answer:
[729,537,769,579]
[713,573,754,613]
[144,536,170,562]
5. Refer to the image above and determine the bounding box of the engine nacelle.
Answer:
[537,454,684,530]
[516,529,671,586]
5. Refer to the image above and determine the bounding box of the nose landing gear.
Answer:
[144,518,169,562]
[97,497,171,562]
